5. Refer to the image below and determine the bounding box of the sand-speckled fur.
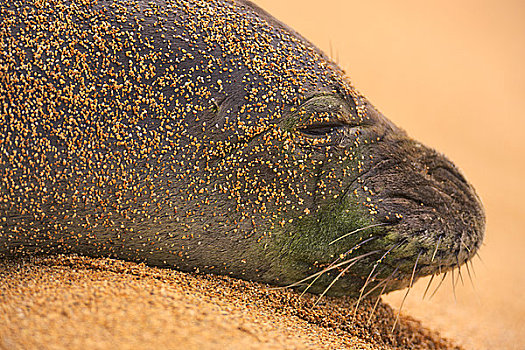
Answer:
[0,0,484,296]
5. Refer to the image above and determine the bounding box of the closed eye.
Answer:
[297,122,346,137]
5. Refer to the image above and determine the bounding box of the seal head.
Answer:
[0,0,485,297]
[264,94,484,295]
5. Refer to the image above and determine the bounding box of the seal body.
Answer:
[0,0,484,296]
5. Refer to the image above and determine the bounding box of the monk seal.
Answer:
[0,0,484,297]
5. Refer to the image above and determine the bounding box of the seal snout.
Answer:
[359,134,485,278]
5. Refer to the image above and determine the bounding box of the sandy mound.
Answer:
[0,255,459,349]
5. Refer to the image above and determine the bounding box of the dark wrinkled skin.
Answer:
[0,0,485,297]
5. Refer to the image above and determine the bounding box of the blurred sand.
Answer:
[1,1,524,349]
[254,0,525,349]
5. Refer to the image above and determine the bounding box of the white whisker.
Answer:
[392,252,421,332]
[431,236,441,262]
[422,273,435,300]
[429,270,447,299]
[329,223,387,245]
[313,257,364,307]
[284,250,380,290]
[352,242,402,320]
[367,267,398,325]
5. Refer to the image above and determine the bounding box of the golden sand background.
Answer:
[254,0,525,348]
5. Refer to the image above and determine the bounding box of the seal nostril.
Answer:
[430,165,468,186]
[383,193,430,211]
[392,194,425,206]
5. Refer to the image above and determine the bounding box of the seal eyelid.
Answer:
[297,121,346,137]
[294,94,359,131]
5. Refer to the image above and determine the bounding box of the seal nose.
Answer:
[411,152,484,267]
[426,154,485,265]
